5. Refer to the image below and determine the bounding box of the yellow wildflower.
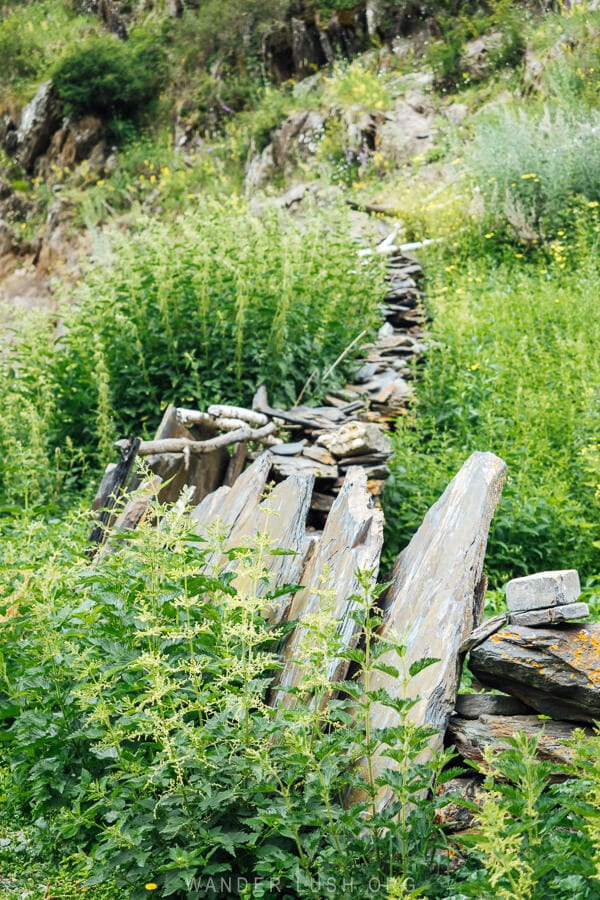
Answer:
[145,884,158,891]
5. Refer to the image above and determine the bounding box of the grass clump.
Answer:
[0,0,95,101]
[468,104,600,239]
[384,225,600,589]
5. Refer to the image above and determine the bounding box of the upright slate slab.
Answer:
[271,467,384,708]
[364,451,507,810]
[226,473,315,625]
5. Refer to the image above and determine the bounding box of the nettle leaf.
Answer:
[409,656,440,678]
[372,662,400,679]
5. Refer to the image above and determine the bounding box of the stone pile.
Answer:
[440,567,598,832]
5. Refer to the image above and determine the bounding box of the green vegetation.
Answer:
[2,508,600,898]
[53,34,167,140]
[0,200,382,508]
[1,0,600,896]
[384,227,600,589]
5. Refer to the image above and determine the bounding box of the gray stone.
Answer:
[469,622,600,723]
[509,602,589,628]
[455,692,532,719]
[376,99,434,164]
[272,467,384,707]
[317,421,392,459]
[358,451,507,810]
[506,569,581,612]
[15,81,62,173]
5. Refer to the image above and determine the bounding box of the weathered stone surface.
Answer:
[469,623,600,723]
[190,451,272,538]
[506,569,581,612]
[317,420,392,459]
[448,714,592,767]
[15,82,62,173]
[376,99,433,164]
[271,467,384,707]
[454,692,532,719]
[224,474,314,625]
[272,455,338,480]
[509,602,589,628]
[361,451,507,810]
[459,613,508,654]
[245,110,325,189]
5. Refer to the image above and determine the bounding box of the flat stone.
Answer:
[270,441,306,456]
[317,421,392,459]
[509,602,589,627]
[455,692,532,719]
[469,623,600,723]
[506,569,581,612]
[302,444,336,466]
[272,455,337,480]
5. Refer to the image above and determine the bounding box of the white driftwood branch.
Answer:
[176,408,218,429]
[215,416,252,432]
[207,405,268,427]
[116,422,277,456]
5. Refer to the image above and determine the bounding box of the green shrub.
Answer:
[0,201,382,503]
[52,34,166,134]
[468,104,600,237]
[0,510,451,898]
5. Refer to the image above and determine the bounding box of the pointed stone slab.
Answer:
[225,474,315,625]
[190,452,273,539]
[469,623,600,723]
[271,467,384,708]
[364,451,507,810]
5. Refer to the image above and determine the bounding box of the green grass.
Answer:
[383,226,600,591]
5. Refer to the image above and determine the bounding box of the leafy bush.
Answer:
[468,104,600,237]
[52,34,166,134]
[0,507,451,898]
[0,201,382,505]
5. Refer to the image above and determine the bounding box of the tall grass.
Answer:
[384,224,600,589]
[0,200,382,507]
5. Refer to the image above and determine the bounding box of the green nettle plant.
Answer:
[0,201,382,507]
[0,496,451,899]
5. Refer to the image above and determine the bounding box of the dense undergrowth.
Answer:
[2,508,600,898]
[0,200,382,510]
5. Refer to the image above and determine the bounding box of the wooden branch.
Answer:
[176,408,218,430]
[115,422,276,456]
[207,404,268,427]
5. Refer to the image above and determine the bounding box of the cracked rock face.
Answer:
[15,81,62,173]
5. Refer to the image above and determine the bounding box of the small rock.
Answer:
[317,421,392,459]
[509,602,589,628]
[271,442,306,456]
[272,455,338,480]
[353,362,378,383]
[303,444,336,466]
[506,569,581,612]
